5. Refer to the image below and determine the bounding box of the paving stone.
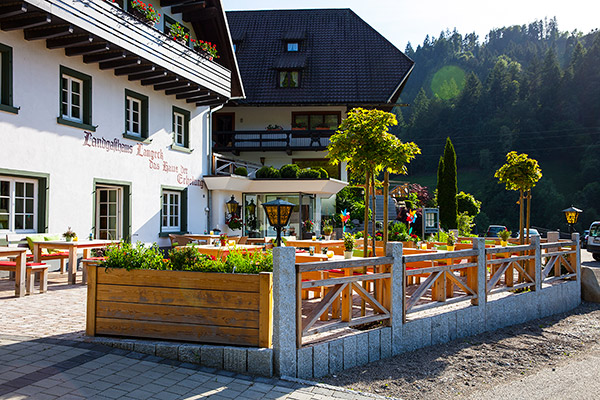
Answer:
[296,347,313,380]
[200,346,224,369]
[342,335,357,370]
[312,343,328,378]
[247,348,273,377]
[367,330,380,363]
[328,339,344,374]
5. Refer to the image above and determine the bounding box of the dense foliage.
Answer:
[396,20,600,232]
[437,138,458,229]
[100,242,273,274]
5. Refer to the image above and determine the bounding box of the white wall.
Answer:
[0,29,212,246]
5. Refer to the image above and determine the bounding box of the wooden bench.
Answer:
[0,261,48,294]
[4,234,69,273]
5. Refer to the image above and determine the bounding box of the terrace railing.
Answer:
[540,238,578,285]
[213,129,335,155]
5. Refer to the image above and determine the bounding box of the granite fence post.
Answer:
[272,246,297,377]
[533,234,542,292]
[572,232,581,282]
[387,242,403,356]
[473,237,487,308]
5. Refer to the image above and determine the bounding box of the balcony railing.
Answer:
[213,129,335,155]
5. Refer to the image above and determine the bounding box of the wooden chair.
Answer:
[238,236,248,245]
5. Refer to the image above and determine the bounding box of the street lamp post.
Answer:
[562,206,583,234]
[262,198,295,247]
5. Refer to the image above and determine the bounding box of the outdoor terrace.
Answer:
[213,129,335,155]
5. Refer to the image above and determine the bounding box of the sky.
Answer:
[223,0,599,51]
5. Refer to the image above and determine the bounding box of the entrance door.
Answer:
[96,186,122,240]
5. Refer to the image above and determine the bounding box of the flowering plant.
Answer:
[226,215,243,230]
[63,227,76,240]
[169,22,189,42]
[410,234,419,243]
[191,39,219,59]
[302,219,314,232]
[343,232,355,251]
[130,0,160,24]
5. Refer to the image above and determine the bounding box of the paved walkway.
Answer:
[0,272,381,400]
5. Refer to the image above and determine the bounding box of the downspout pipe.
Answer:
[206,104,225,231]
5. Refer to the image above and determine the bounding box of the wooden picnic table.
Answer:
[182,234,221,244]
[33,239,118,284]
[0,247,27,297]
[285,239,344,253]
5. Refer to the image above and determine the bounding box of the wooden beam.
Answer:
[47,35,93,49]
[141,75,178,86]
[176,90,210,100]
[2,13,51,31]
[160,0,199,7]
[0,3,27,19]
[195,98,226,107]
[24,24,73,41]
[65,43,110,57]
[164,84,194,95]
[128,70,167,81]
[171,2,206,14]
[185,93,212,103]
[83,51,126,64]
[99,57,140,70]
[114,64,154,76]
[154,80,190,91]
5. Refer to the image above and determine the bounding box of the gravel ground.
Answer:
[321,299,600,399]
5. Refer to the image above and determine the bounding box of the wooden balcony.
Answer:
[213,129,335,155]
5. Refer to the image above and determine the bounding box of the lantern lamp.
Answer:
[226,195,239,216]
[562,206,582,233]
[262,198,295,246]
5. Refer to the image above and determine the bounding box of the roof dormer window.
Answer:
[279,71,299,88]
[287,42,299,52]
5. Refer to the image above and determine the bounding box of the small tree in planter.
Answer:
[446,231,456,251]
[322,220,334,240]
[344,232,355,259]
[498,229,512,246]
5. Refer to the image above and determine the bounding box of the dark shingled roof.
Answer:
[226,9,414,106]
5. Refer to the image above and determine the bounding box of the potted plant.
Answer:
[130,0,160,25]
[344,232,355,259]
[498,229,511,247]
[219,233,228,246]
[446,231,456,251]
[169,22,189,45]
[226,215,243,231]
[322,220,333,240]
[63,227,77,242]
[292,121,307,130]
[266,124,283,131]
[191,39,219,60]
[302,220,315,239]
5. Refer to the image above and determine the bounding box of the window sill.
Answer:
[159,230,186,238]
[122,133,152,143]
[170,144,193,154]
[0,104,19,114]
[56,117,96,131]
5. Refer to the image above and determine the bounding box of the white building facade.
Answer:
[0,0,242,246]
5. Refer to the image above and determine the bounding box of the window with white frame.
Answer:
[0,177,37,232]
[126,95,142,136]
[162,191,180,232]
[61,74,83,122]
[173,111,185,146]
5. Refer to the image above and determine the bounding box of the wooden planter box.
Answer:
[86,265,273,347]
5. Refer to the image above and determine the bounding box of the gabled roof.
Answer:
[225,9,414,106]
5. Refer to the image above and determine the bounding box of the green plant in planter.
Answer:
[62,227,77,241]
[497,229,512,242]
[344,232,355,251]
[298,168,321,179]
[446,231,456,246]
[322,222,333,236]
[169,22,189,43]
[316,167,329,179]
[130,0,160,24]
[191,39,219,59]
[101,242,168,271]
[280,164,299,179]
[255,166,280,178]
[233,166,248,176]
[266,124,283,130]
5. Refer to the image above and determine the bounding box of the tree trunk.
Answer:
[363,171,370,257]
[383,171,389,254]
[371,174,377,258]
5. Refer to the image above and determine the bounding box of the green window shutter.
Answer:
[181,188,188,233]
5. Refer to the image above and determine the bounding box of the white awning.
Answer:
[203,176,347,195]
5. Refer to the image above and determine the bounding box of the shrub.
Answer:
[255,166,280,179]
[279,164,299,179]
[100,242,168,271]
[298,168,321,179]
[316,167,329,179]
[233,166,248,176]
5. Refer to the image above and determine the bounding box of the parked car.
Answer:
[587,222,600,262]
[486,225,508,238]
[516,228,540,240]
[581,230,589,249]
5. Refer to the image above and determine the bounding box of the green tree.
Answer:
[437,137,458,229]
[456,191,481,216]
[328,108,420,255]
[494,151,542,243]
